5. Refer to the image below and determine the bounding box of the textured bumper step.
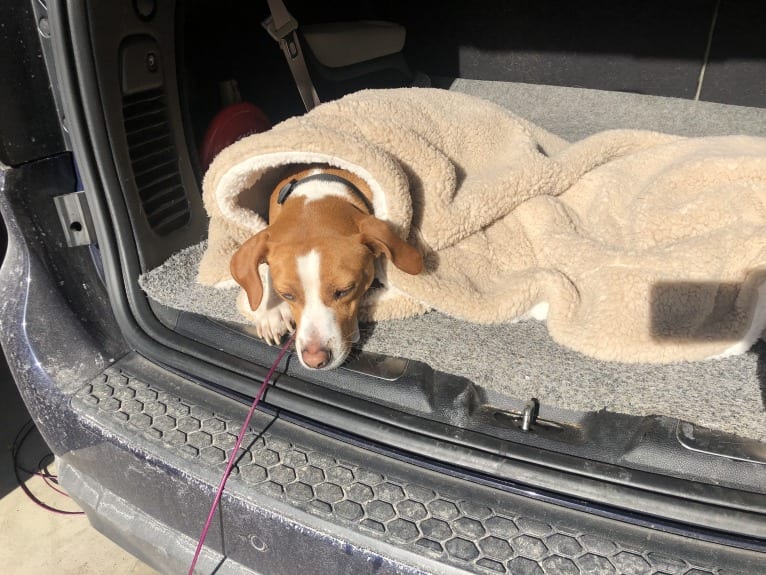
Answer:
[68,355,761,574]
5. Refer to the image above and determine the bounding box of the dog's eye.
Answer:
[280,292,295,301]
[333,285,355,300]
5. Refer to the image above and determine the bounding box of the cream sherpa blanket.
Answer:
[198,88,766,363]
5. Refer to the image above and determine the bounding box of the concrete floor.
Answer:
[0,352,158,575]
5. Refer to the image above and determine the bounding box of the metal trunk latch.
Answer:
[521,398,540,432]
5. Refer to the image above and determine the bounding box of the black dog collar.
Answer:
[277,173,374,214]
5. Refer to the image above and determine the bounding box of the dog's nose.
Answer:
[301,344,332,369]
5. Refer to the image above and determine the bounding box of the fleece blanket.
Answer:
[198,88,766,363]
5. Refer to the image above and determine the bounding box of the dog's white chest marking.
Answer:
[296,250,338,345]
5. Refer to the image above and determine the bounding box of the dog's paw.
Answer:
[213,277,238,289]
[256,301,295,345]
[237,291,295,345]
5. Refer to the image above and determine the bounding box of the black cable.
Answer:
[10,419,84,515]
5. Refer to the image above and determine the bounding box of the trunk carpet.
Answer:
[140,80,766,441]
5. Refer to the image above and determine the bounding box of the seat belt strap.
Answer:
[262,0,320,111]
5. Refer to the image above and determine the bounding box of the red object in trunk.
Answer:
[200,102,271,171]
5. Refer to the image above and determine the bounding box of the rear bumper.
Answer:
[44,354,766,575]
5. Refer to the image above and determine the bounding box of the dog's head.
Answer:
[231,200,422,370]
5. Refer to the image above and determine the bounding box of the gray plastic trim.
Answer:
[64,354,763,575]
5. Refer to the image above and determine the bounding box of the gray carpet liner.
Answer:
[140,80,766,442]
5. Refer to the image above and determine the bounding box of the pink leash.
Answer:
[188,334,295,575]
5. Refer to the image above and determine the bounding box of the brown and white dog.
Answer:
[230,166,423,370]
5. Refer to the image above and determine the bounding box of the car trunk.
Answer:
[52,0,766,545]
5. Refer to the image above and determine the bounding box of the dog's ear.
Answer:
[230,231,270,310]
[358,216,423,275]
